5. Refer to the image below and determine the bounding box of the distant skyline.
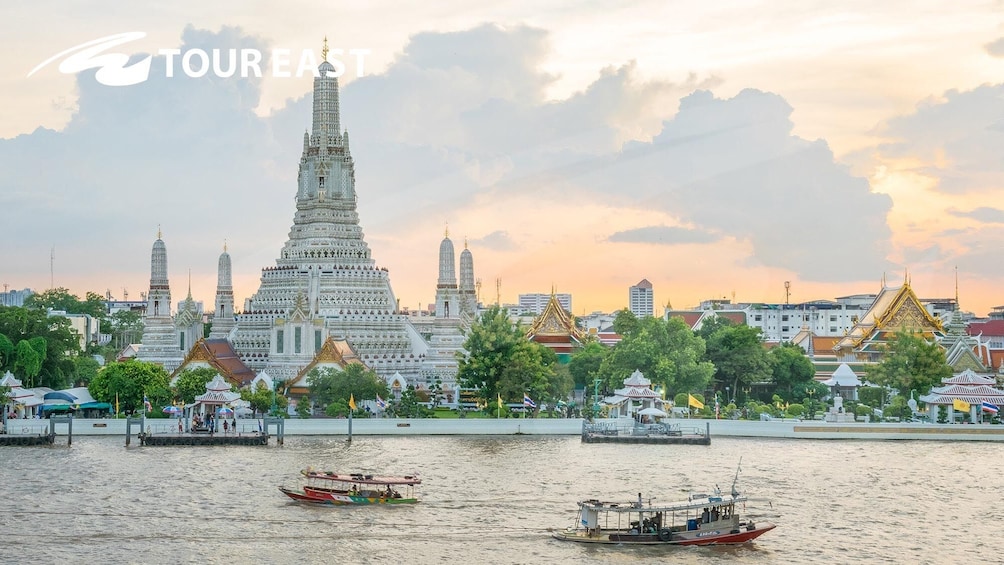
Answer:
[2,2,1003,316]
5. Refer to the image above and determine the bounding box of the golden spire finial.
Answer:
[224,239,228,253]
[464,237,468,250]
[157,224,162,239]
[322,36,329,62]
[444,222,449,239]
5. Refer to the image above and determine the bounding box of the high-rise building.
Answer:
[0,288,33,307]
[629,279,654,318]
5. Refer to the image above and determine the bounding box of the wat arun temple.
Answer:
[138,51,476,399]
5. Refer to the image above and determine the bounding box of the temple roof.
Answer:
[170,338,256,387]
[941,368,995,386]
[526,293,585,341]
[822,363,862,387]
[834,283,944,353]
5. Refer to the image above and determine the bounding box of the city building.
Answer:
[0,288,33,307]
[519,293,571,316]
[628,279,653,318]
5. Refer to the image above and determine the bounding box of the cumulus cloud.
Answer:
[0,22,893,303]
[607,225,719,245]
[470,230,517,251]
[948,207,1004,224]
[986,38,1004,57]
[872,84,1004,194]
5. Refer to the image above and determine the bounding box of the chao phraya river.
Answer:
[0,435,999,564]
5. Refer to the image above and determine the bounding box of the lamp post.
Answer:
[725,386,731,405]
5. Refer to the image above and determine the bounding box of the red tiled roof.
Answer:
[968,320,1004,337]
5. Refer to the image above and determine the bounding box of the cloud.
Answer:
[607,225,719,245]
[986,38,1004,57]
[948,207,1004,224]
[871,83,1004,194]
[470,230,517,251]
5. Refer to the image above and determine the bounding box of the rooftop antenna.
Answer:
[475,278,482,304]
[784,281,790,305]
[123,288,129,301]
[496,277,501,306]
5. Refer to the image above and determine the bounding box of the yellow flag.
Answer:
[115,393,119,415]
[953,398,970,412]
[497,393,503,409]
[688,394,704,410]
[349,394,356,410]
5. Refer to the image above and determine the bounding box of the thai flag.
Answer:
[143,396,152,412]
[981,402,999,414]
[376,394,387,409]
[523,394,536,409]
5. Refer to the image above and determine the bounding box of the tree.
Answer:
[173,367,220,403]
[0,306,80,389]
[866,330,952,396]
[88,360,171,415]
[703,324,772,398]
[242,381,285,417]
[14,338,46,388]
[611,309,640,337]
[0,334,14,370]
[600,316,714,397]
[71,355,101,386]
[568,342,608,389]
[306,364,388,413]
[457,305,526,406]
[388,386,434,418]
[696,315,734,341]
[498,341,562,416]
[769,342,816,401]
[110,309,144,350]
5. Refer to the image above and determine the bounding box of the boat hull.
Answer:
[278,486,418,505]
[552,522,776,546]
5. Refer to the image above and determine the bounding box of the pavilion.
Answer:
[186,374,241,431]
[920,369,1004,422]
[601,370,666,419]
[822,363,862,401]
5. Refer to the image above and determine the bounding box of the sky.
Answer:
[2,1,1003,317]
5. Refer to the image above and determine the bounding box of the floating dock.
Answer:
[0,415,73,447]
[138,432,269,446]
[582,421,711,445]
[127,416,284,447]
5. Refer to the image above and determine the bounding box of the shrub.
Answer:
[786,403,805,418]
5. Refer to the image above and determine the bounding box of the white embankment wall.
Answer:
[23,417,1004,441]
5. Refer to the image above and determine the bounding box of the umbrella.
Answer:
[163,406,182,415]
[638,407,668,418]
[218,407,234,416]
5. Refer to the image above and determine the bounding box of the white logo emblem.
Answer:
[28,32,151,86]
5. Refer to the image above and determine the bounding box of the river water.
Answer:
[0,435,999,564]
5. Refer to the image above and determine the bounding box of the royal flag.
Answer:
[497,393,503,409]
[981,401,999,414]
[115,393,119,415]
[143,395,152,412]
[688,394,704,410]
[952,398,970,412]
[523,394,536,409]
[348,394,357,411]
[376,394,387,409]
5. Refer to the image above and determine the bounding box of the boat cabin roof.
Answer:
[578,494,744,514]
[302,470,422,485]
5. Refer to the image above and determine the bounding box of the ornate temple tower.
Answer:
[420,232,476,402]
[435,229,459,319]
[209,243,235,339]
[175,276,204,356]
[137,230,184,371]
[231,44,428,383]
[459,239,476,317]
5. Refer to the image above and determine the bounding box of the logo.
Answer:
[28,32,370,86]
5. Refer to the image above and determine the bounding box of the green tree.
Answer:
[14,338,46,388]
[695,314,734,341]
[172,367,220,403]
[568,342,608,389]
[110,309,144,350]
[704,324,772,398]
[497,341,563,416]
[611,309,640,337]
[71,355,101,386]
[241,381,282,417]
[769,342,816,401]
[88,360,171,415]
[600,316,714,397]
[865,330,952,396]
[307,364,388,413]
[388,386,434,418]
[457,305,526,406]
[0,306,79,389]
[0,334,14,370]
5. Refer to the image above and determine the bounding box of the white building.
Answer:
[518,293,571,316]
[628,279,654,318]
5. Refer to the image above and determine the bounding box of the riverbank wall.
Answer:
[10,417,1004,441]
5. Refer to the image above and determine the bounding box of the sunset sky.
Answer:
[2,1,1003,317]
